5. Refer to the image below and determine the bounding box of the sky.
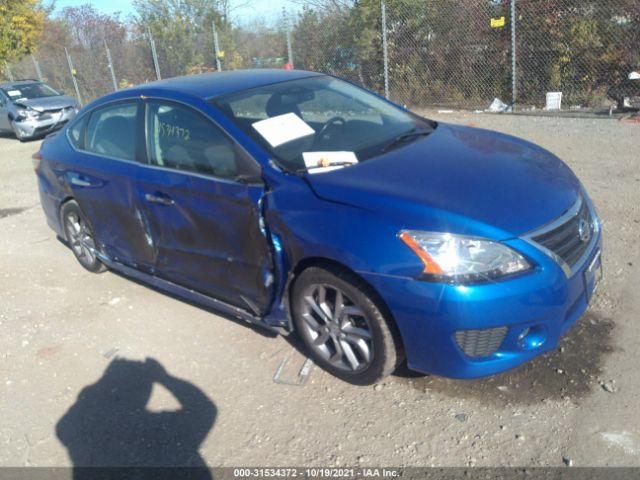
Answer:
[51,0,302,23]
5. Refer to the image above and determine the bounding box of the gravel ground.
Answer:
[0,112,639,469]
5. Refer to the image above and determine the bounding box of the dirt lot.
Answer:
[1,112,639,469]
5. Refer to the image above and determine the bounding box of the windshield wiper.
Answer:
[381,128,433,154]
[295,161,357,174]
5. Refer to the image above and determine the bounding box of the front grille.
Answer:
[38,108,62,121]
[33,120,68,135]
[531,197,594,270]
[454,327,508,358]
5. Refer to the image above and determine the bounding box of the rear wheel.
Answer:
[292,266,401,385]
[61,201,106,273]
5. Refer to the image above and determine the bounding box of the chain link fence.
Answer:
[292,0,639,111]
[384,0,515,109]
[2,0,639,112]
[6,30,156,104]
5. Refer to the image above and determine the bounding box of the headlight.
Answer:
[399,230,531,283]
[16,108,40,120]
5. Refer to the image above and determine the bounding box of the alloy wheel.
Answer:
[65,211,98,265]
[299,284,374,372]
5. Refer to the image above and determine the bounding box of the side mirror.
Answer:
[234,173,263,185]
[235,146,264,185]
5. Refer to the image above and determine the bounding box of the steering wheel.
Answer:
[315,116,346,142]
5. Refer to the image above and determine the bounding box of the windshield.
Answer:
[212,76,434,173]
[2,83,60,102]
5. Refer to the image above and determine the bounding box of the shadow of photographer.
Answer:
[56,357,215,479]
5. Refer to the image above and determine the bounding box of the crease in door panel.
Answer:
[259,190,290,329]
[132,186,158,265]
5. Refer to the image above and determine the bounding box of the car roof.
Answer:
[128,69,325,99]
[0,80,41,89]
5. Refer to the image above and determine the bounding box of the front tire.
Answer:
[61,201,106,273]
[292,266,401,385]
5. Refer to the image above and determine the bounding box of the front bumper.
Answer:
[361,229,602,379]
[13,107,76,139]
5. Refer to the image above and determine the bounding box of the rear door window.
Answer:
[85,103,138,161]
[68,116,87,149]
[145,101,239,180]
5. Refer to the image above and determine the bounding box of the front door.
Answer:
[136,99,273,314]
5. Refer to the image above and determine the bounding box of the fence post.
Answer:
[148,28,161,80]
[510,0,517,110]
[381,0,390,99]
[31,55,43,81]
[212,21,222,71]
[64,47,83,106]
[5,63,14,81]
[104,40,118,91]
[283,8,294,67]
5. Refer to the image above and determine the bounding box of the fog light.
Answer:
[517,325,547,350]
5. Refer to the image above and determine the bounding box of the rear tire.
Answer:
[61,201,106,273]
[291,266,402,385]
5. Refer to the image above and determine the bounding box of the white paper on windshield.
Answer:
[251,113,315,148]
[6,90,21,97]
[302,151,359,174]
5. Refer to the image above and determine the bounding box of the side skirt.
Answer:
[96,253,286,335]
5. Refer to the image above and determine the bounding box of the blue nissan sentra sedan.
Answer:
[34,70,602,385]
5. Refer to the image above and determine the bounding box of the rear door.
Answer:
[65,100,155,268]
[136,99,273,313]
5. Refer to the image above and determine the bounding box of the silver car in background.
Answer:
[0,80,78,141]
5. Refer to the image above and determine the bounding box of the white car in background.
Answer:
[0,80,78,141]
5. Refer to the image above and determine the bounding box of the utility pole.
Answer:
[64,47,83,106]
[148,28,161,80]
[104,40,118,91]
[31,55,43,82]
[212,21,222,71]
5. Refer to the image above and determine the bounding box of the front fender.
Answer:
[265,173,421,279]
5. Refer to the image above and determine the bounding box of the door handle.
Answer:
[144,193,175,206]
[70,177,92,187]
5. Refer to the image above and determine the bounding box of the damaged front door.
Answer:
[137,99,274,314]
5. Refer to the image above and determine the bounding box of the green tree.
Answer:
[133,0,230,78]
[0,0,45,69]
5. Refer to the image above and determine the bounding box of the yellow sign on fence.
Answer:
[491,16,506,28]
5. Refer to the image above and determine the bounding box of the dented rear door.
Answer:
[66,99,155,269]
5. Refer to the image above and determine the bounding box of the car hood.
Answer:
[305,123,581,239]
[14,95,78,111]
